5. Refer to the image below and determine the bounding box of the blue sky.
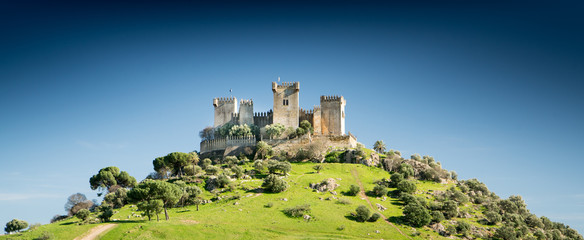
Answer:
[1,0,583,233]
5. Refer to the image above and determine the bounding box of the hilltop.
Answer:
[2,143,582,240]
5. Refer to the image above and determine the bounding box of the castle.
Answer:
[201,81,355,154]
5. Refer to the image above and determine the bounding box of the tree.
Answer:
[299,120,313,134]
[254,141,272,159]
[403,203,431,227]
[205,165,221,175]
[127,180,182,221]
[216,173,231,188]
[199,126,214,141]
[265,123,286,139]
[103,188,128,209]
[201,158,212,169]
[75,209,90,222]
[372,185,389,197]
[397,180,416,194]
[64,193,94,216]
[164,152,190,178]
[313,165,323,173]
[442,200,458,219]
[231,165,244,179]
[187,152,200,175]
[373,140,386,153]
[137,200,164,221]
[229,124,253,137]
[4,219,28,234]
[262,174,288,193]
[456,221,471,236]
[97,204,113,222]
[355,205,371,222]
[484,210,502,225]
[89,166,137,196]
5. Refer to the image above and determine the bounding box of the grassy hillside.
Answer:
[2,163,457,240]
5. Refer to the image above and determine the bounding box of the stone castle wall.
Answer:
[320,95,346,135]
[200,135,256,154]
[213,97,237,127]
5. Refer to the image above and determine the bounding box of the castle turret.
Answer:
[320,95,346,135]
[238,99,254,126]
[213,97,237,127]
[272,82,300,129]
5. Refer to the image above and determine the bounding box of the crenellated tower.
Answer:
[238,99,254,126]
[320,95,346,135]
[272,82,300,129]
[213,97,237,127]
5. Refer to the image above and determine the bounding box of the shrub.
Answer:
[267,160,291,175]
[313,165,324,173]
[431,210,445,223]
[231,166,244,179]
[4,219,28,233]
[494,226,517,240]
[390,173,404,187]
[456,221,471,236]
[397,180,416,193]
[75,209,90,222]
[264,202,273,208]
[398,163,414,178]
[442,200,458,219]
[372,185,389,197]
[205,165,220,175]
[403,202,431,227]
[37,231,54,240]
[224,156,238,166]
[369,212,382,222]
[337,198,351,205]
[283,204,311,217]
[355,205,371,222]
[98,204,113,222]
[346,185,360,196]
[484,210,502,225]
[325,151,343,163]
[262,174,288,193]
[216,173,231,188]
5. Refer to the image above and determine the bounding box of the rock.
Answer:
[375,230,380,233]
[431,223,448,236]
[303,215,311,221]
[376,203,387,211]
[282,198,288,201]
[310,178,340,192]
[330,191,338,195]
[234,202,239,205]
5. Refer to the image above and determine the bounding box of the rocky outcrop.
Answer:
[310,178,340,192]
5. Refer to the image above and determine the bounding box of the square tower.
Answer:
[272,82,300,129]
[213,97,237,127]
[320,95,346,135]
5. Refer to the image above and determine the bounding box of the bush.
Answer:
[369,213,382,222]
[355,205,371,222]
[456,221,471,236]
[398,163,414,178]
[205,165,220,175]
[216,173,231,188]
[4,219,28,233]
[484,210,502,225]
[283,204,311,217]
[325,151,343,163]
[98,204,113,222]
[494,226,517,240]
[267,160,291,175]
[75,209,91,221]
[313,165,324,173]
[37,231,54,240]
[264,202,273,208]
[262,174,288,193]
[231,166,244,179]
[372,185,389,197]
[442,200,458,219]
[337,198,352,205]
[403,203,431,227]
[346,185,360,196]
[431,210,445,223]
[397,180,416,193]
[390,173,404,187]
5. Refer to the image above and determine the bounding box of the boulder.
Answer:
[310,178,340,192]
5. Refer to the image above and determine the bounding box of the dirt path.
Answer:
[74,223,117,240]
[351,168,412,240]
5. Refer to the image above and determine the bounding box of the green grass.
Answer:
[3,163,460,240]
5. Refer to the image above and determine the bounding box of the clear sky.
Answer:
[1,0,583,233]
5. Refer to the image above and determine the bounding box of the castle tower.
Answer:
[213,97,237,127]
[238,99,254,126]
[272,82,300,129]
[313,106,322,135]
[320,95,346,135]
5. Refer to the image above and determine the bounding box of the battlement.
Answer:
[240,99,253,106]
[300,108,314,115]
[213,97,237,107]
[272,82,300,91]
[313,106,321,111]
[320,95,345,103]
[253,110,272,117]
